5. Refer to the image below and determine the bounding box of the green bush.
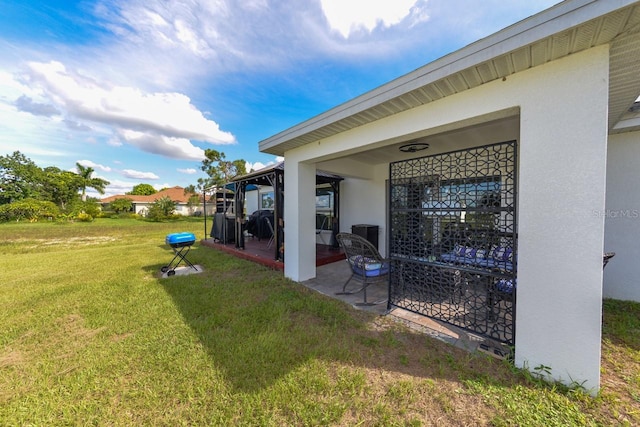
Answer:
[75,212,93,222]
[96,210,114,218]
[146,196,176,221]
[110,197,133,213]
[66,200,101,219]
[0,198,59,222]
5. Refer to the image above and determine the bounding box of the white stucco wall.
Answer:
[245,188,261,216]
[283,45,610,392]
[605,131,640,302]
[284,161,317,281]
[515,46,609,394]
[336,163,388,256]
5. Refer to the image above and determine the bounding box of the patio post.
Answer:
[284,161,316,281]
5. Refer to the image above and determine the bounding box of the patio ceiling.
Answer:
[318,115,520,166]
[260,0,640,157]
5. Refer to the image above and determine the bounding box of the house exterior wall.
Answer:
[133,202,201,216]
[283,45,609,391]
[515,46,609,394]
[605,131,640,302]
[175,204,192,216]
[337,164,388,255]
[134,203,149,216]
[245,188,261,216]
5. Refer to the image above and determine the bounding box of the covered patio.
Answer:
[302,261,509,358]
[257,1,640,393]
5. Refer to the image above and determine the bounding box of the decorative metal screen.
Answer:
[388,140,517,346]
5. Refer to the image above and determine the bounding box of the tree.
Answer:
[147,196,176,221]
[127,183,156,196]
[76,162,110,202]
[41,166,82,210]
[198,149,247,190]
[110,197,133,213]
[0,151,44,204]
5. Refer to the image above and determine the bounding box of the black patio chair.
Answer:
[336,232,389,305]
[603,252,615,269]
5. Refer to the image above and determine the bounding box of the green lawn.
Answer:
[1,218,638,425]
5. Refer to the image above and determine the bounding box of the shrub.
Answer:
[66,200,101,219]
[96,211,114,218]
[75,212,93,222]
[110,197,133,214]
[0,198,59,222]
[146,196,176,221]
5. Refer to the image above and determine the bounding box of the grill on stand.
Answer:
[162,232,197,276]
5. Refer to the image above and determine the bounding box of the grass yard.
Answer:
[1,218,639,425]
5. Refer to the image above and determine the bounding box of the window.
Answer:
[439,176,501,209]
[260,191,274,209]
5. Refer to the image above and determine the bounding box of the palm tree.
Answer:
[76,162,109,201]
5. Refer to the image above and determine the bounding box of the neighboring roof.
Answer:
[101,186,195,204]
[260,0,640,156]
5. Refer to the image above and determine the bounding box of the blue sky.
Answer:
[0,0,560,198]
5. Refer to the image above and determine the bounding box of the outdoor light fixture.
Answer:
[399,142,429,153]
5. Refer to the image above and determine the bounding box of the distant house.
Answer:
[101,186,201,216]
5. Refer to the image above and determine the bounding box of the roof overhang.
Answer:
[260,0,640,156]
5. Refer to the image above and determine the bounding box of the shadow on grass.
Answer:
[154,248,518,394]
[602,299,640,351]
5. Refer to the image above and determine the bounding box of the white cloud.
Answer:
[118,129,205,161]
[77,159,112,172]
[121,169,160,180]
[97,179,136,198]
[17,61,235,159]
[90,0,330,83]
[14,95,60,116]
[25,61,235,142]
[154,183,173,191]
[246,161,266,172]
[177,168,197,174]
[64,119,92,131]
[245,156,284,173]
[320,0,418,38]
[87,0,547,89]
[107,136,123,147]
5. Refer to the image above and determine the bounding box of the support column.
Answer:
[515,45,609,393]
[284,161,316,281]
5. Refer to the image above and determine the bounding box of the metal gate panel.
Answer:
[388,140,517,346]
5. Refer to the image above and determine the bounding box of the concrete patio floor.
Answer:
[302,260,510,359]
